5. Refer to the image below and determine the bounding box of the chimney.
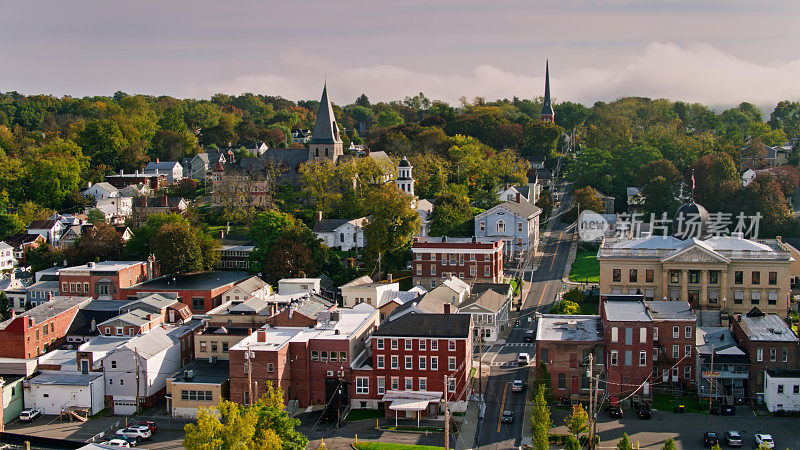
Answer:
[387,273,393,283]
[47,292,52,302]
[257,329,266,342]
[219,230,225,239]
[316,211,323,222]
[120,169,124,175]
[516,192,521,203]
[88,261,95,269]
[444,304,451,314]
[90,319,96,331]
[156,158,160,164]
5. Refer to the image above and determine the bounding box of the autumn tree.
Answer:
[429,191,474,237]
[565,403,589,441]
[363,184,420,277]
[573,187,605,213]
[70,223,124,265]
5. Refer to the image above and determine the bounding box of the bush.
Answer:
[547,433,571,444]
[563,287,585,303]
[580,435,600,447]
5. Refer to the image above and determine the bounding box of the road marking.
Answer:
[548,231,564,272]
[497,380,508,433]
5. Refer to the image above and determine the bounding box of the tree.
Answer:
[661,438,677,450]
[530,384,551,450]
[616,433,633,450]
[563,435,581,450]
[565,403,589,441]
[428,191,473,237]
[248,211,328,283]
[563,287,585,303]
[376,110,404,128]
[574,187,605,213]
[693,152,739,206]
[536,190,553,217]
[551,300,581,315]
[152,222,204,274]
[124,213,185,260]
[0,292,11,321]
[150,128,197,161]
[642,176,681,217]
[363,184,420,276]
[0,212,22,240]
[70,223,124,265]
[743,173,791,237]
[87,208,106,224]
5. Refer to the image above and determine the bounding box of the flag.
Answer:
[691,169,695,191]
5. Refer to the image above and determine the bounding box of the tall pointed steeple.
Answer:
[309,82,344,162]
[540,60,555,123]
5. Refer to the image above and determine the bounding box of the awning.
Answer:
[389,399,431,411]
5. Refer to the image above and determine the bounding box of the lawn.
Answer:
[652,392,701,414]
[345,409,384,421]
[354,444,443,450]
[569,251,599,283]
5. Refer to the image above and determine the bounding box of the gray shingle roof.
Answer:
[374,313,471,338]
[603,300,651,322]
[739,311,797,342]
[310,84,342,144]
[313,219,350,233]
[645,301,696,321]
[536,315,602,342]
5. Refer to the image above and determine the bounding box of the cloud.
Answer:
[184,42,800,110]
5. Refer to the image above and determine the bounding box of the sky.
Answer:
[3,0,800,111]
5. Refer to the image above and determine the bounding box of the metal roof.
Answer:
[536,314,602,342]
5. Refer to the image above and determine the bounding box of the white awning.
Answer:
[389,399,431,411]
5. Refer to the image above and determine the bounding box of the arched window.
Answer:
[340,233,345,243]
[315,149,319,157]
[496,220,505,232]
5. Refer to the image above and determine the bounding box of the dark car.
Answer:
[500,410,514,423]
[137,421,158,433]
[607,405,623,418]
[523,330,534,342]
[703,431,719,448]
[637,405,651,419]
[721,405,735,416]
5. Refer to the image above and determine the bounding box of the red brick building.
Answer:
[646,301,697,386]
[58,260,152,300]
[0,296,91,358]
[349,312,473,419]
[118,271,252,313]
[411,237,504,289]
[732,307,799,402]
[535,314,603,402]
[96,294,192,337]
[600,296,655,403]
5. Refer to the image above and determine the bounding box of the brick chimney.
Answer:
[316,211,323,222]
[444,304,451,314]
[257,329,266,342]
[387,273,393,283]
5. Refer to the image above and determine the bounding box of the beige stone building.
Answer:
[598,234,793,316]
[166,359,230,419]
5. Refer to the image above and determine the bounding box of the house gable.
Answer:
[661,243,730,264]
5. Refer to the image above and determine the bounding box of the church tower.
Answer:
[396,156,414,196]
[308,83,344,162]
[540,60,555,123]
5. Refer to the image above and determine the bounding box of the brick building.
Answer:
[411,237,504,289]
[349,312,473,419]
[96,294,192,337]
[731,307,799,403]
[535,314,603,403]
[646,301,697,386]
[58,260,153,300]
[600,297,655,402]
[118,271,252,313]
[0,296,91,358]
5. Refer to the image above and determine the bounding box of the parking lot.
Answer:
[551,408,800,449]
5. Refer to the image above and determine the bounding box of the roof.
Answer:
[471,283,512,297]
[766,369,800,379]
[738,312,797,342]
[68,305,128,336]
[540,60,554,116]
[30,372,102,386]
[536,315,603,342]
[130,271,250,291]
[602,300,651,322]
[0,296,90,330]
[7,232,43,248]
[310,83,342,144]
[99,309,153,327]
[340,276,374,289]
[399,156,411,167]
[124,293,181,312]
[313,219,350,233]
[627,186,641,197]
[696,326,744,356]
[134,197,186,208]
[460,289,510,313]
[645,301,696,321]
[78,335,133,353]
[27,220,57,230]
[60,261,144,274]
[90,182,118,193]
[230,276,268,295]
[479,198,541,219]
[170,359,230,384]
[145,161,182,171]
[119,327,176,358]
[374,313,471,338]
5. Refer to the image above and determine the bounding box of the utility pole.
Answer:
[247,343,253,406]
[443,375,449,450]
[477,325,483,397]
[134,349,140,419]
[588,352,597,449]
[709,345,714,412]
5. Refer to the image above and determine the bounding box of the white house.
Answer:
[497,183,539,205]
[91,197,133,222]
[475,196,541,256]
[312,217,367,251]
[764,370,800,412]
[144,160,184,184]
[24,372,105,415]
[103,327,181,415]
[27,219,65,246]
[741,168,757,187]
[340,276,400,308]
[220,276,270,304]
[0,242,16,271]
[276,278,321,295]
[83,182,119,202]
[457,283,513,342]
[416,199,434,238]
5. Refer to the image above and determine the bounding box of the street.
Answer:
[476,184,574,449]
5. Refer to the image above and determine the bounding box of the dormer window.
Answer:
[496,220,505,233]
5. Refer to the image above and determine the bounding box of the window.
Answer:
[405,355,413,370]
[448,378,456,393]
[670,270,680,283]
[625,328,632,345]
[243,392,250,405]
[405,377,413,390]
[321,351,328,361]
[629,269,638,282]
[639,327,647,343]
[405,339,412,350]
[449,356,456,371]
[770,348,777,362]
[558,373,566,389]
[639,351,646,366]
[752,271,760,285]
[311,351,319,361]
[223,342,229,353]
[377,355,385,369]
[611,327,618,342]
[391,355,398,369]
[419,356,426,370]
[449,340,456,351]
[480,222,485,231]
[116,327,123,336]
[419,378,427,390]
[356,377,369,394]
[211,342,218,352]
[673,326,679,338]
[709,271,719,284]
[330,351,338,362]
[431,356,438,370]
[612,269,621,282]
[376,338,384,350]
[484,266,490,277]
[685,326,692,339]
[653,327,659,341]
[782,348,788,363]
[777,384,784,394]
[200,341,207,352]
[431,340,438,351]
[672,345,679,359]
[689,270,700,284]
[734,271,743,284]
[769,271,778,285]
[267,363,274,373]
[645,269,654,283]
[794,385,799,394]
[61,282,67,292]
[684,366,691,379]
[431,266,436,276]
[756,348,763,362]
[624,350,632,366]
[751,291,760,305]
[108,379,113,385]
[420,339,426,350]
[685,345,691,357]
[416,265,422,276]
[391,339,398,350]
[496,220,505,232]
[377,377,385,395]
[391,377,399,390]
[181,390,188,400]
[111,360,117,369]
[610,351,618,366]
[192,297,204,311]
[653,347,658,361]
[83,282,89,293]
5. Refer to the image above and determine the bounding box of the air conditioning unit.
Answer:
[184,370,194,379]
[338,370,345,377]
[326,370,334,377]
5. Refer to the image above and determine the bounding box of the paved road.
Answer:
[476,185,574,449]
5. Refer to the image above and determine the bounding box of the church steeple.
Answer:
[309,82,344,162]
[540,60,555,123]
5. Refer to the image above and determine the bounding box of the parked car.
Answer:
[18,409,42,422]
[703,431,719,448]
[110,436,138,447]
[500,410,514,423]
[517,352,530,365]
[523,330,534,342]
[723,430,742,447]
[606,405,623,418]
[754,434,774,449]
[137,420,158,433]
[102,439,132,448]
[636,405,651,419]
[116,427,151,441]
[721,405,735,416]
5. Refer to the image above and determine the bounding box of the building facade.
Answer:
[474,196,541,257]
[58,261,151,300]
[412,237,504,289]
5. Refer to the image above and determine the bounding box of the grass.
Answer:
[345,409,384,421]
[652,393,701,414]
[569,251,599,283]
[354,444,444,450]
[379,425,444,433]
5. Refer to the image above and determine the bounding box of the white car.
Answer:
[517,353,530,365]
[754,434,774,449]
[18,409,42,422]
[102,439,131,448]
[511,380,524,392]
[116,427,152,441]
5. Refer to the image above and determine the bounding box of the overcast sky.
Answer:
[3,0,800,111]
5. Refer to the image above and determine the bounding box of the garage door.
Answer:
[113,400,137,415]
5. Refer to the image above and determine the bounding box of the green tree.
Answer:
[563,435,580,450]
[376,109,405,128]
[87,208,106,224]
[574,186,605,213]
[642,176,681,217]
[0,292,11,321]
[124,213,186,260]
[363,184,420,277]
[616,433,633,450]
[661,438,677,450]
[565,403,589,441]
[429,191,473,237]
[551,300,581,315]
[693,152,739,207]
[70,223,124,265]
[150,128,197,161]
[563,287,585,304]
[0,212,22,241]
[248,210,328,283]
[530,384,551,450]
[536,190,553,217]
[152,222,204,274]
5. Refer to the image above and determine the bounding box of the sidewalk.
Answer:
[454,394,481,450]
